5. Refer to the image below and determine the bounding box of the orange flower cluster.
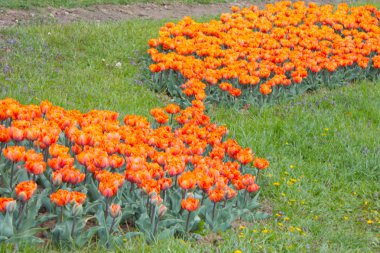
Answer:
[50,189,87,207]
[0,98,266,215]
[148,1,380,103]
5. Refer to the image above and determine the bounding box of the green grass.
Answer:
[1,17,380,253]
[0,0,230,9]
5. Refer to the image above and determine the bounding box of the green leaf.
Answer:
[75,226,101,248]
[159,218,184,228]
[157,228,175,241]
[254,211,271,220]
[124,231,143,240]
[0,211,14,237]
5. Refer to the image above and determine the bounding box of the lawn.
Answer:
[0,5,379,253]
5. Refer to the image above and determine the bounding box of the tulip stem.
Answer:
[60,206,64,223]
[9,162,15,190]
[150,205,156,223]
[104,198,110,219]
[109,216,116,235]
[201,191,206,206]
[212,202,217,221]
[162,190,166,203]
[185,211,191,232]
[43,148,48,163]
[256,169,260,183]
[16,202,25,231]
[244,189,248,207]
[151,205,157,235]
[146,195,150,210]
[71,215,76,239]
[153,216,159,236]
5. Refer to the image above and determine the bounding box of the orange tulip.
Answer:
[181,197,200,212]
[50,189,71,207]
[3,146,25,163]
[254,158,269,170]
[15,181,37,202]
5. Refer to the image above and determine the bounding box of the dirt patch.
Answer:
[0,2,253,28]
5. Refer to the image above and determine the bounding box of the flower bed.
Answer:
[147,1,380,107]
[0,98,268,246]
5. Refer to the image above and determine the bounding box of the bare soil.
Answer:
[0,2,254,28]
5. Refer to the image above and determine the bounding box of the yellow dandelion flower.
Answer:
[281,192,286,197]
[284,217,290,221]
[343,216,349,220]
[287,181,294,186]
[275,213,282,217]
[234,250,243,253]
[239,225,246,230]
[296,227,302,232]
[253,229,258,233]
[324,128,329,131]
[273,182,280,186]
[262,229,270,234]
[367,220,374,224]
[278,222,284,227]
[289,226,295,232]
[290,165,295,169]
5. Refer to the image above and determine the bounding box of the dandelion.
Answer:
[273,182,281,186]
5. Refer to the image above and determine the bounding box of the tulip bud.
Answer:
[158,204,167,218]
[6,200,17,213]
[52,172,62,186]
[109,204,121,218]
[72,203,83,216]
